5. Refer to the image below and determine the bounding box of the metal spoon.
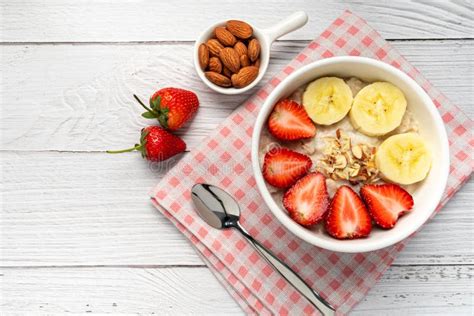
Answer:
[191,183,335,316]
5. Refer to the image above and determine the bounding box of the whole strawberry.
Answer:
[107,126,186,161]
[135,88,199,130]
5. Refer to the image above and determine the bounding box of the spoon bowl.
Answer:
[191,183,240,229]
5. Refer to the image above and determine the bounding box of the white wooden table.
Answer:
[1,1,473,314]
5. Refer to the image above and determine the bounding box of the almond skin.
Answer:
[233,41,247,57]
[219,47,240,73]
[248,38,260,62]
[208,57,222,73]
[205,71,232,87]
[215,26,236,47]
[253,58,261,68]
[231,66,259,88]
[226,20,253,39]
[222,66,233,78]
[206,39,224,57]
[198,44,209,70]
[240,54,250,67]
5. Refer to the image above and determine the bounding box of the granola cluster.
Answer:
[318,129,380,184]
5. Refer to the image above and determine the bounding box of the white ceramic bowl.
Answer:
[251,56,450,253]
[194,12,308,95]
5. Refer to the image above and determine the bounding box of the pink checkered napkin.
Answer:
[151,10,473,315]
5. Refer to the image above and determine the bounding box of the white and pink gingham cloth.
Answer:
[150,10,473,315]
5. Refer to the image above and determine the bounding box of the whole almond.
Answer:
[248,38,260,62]
[198,44,209,70]
[231,66,259,88]
[240,54,250,67]
[222,66,233,78]
[205,71,232,87]
[219,47,240,73]
[208,57,222,73]
[253,58,261,68]
[215,26,236,47]
[233,41,247,57]
[226,20,253,39]
[206,39,224,57]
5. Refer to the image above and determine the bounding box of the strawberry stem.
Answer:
[133,94,155,114]
[106,144,142,154]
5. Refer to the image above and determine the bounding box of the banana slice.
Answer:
[376,133,432,185]
[302,77,353,125]
[350,82,407,136]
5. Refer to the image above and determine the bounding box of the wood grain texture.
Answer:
[0,267,242,314]
[353,265,474,315]
[1,265,472,314]
[2,40,473,151]
[1,0,473,42]
[2,151,473,267]
[1,1,473,313]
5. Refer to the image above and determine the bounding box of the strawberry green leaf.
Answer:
[157,108,169,129]
[134,143,146,158]
[150,96,161,110]
[140,129,149,145]
[141,112,156,119]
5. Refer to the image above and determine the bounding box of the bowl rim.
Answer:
[251,56,450,253]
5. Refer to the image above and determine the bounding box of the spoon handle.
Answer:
[236,223,335,316]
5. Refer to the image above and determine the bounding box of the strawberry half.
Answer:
[262,148,312,188]
[268,99,316,141]
[360,184,414,229]
[325,185,372,239]
[283,172,330,227]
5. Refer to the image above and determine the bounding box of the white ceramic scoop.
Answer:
[194,11,309,95]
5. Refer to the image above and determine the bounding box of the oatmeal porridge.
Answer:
[259,76,431,239]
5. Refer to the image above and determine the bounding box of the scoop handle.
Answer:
[236,223,335,316]
[262,11,308,44]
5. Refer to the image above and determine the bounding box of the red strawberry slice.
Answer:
[262,148,312,189]
[283,172,330,227]
[360,184,414,229]
[325,185,372,239]
[268,99,316,141]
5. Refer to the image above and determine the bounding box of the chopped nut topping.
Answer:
[334,155,347,169]
[351,145,363,159]
[317,129,379,184]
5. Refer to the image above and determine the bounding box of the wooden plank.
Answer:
[1,40,472,151]
[1,265,472,314]
[353,265,474,315]
[0,267,242,314]
[1,1,473,42]
[2,151,473,267]
[1,151,201,267]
